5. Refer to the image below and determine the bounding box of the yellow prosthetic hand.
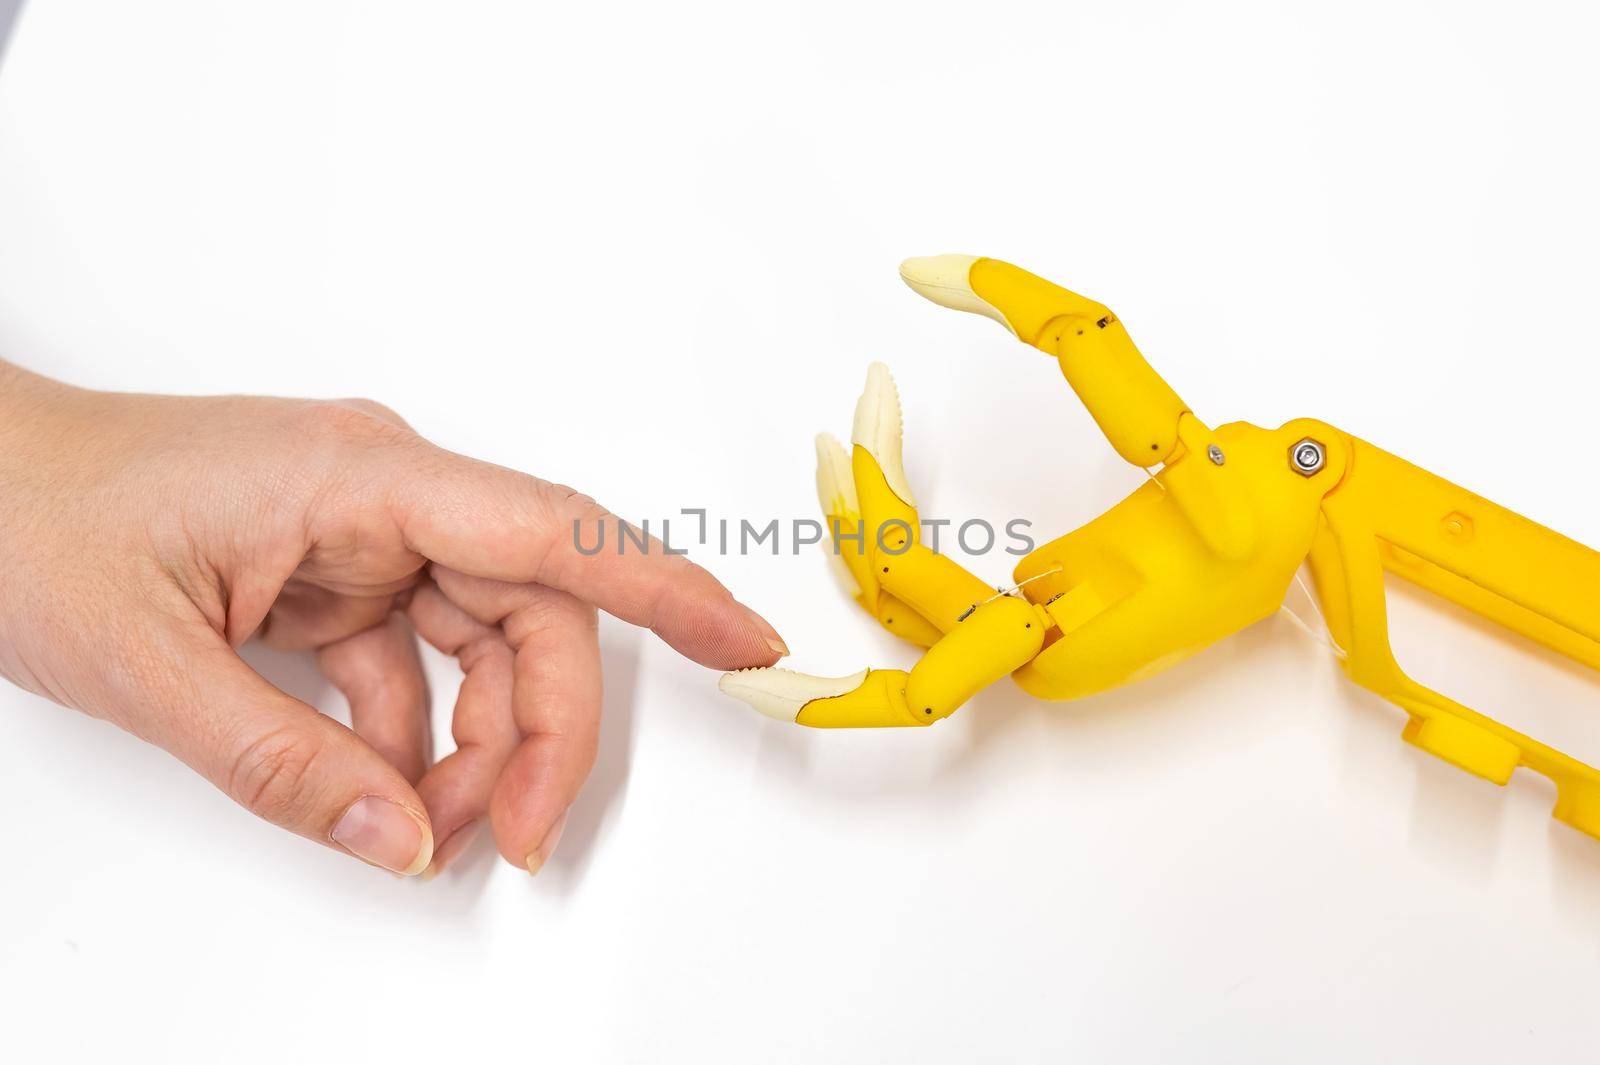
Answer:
[719,254,1600,841]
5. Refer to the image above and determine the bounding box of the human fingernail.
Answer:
[421,819,481,880]
[740,605,789,657]
[331,796,432,876]
[525,812,570,878]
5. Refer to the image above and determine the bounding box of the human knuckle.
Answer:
[549,482,594,505]
[300,399,414,447]
[227,726,328,823]
[458,634,512,671]
[553,721,601,776]
[510,598,567,640]
[335,397,408,425]
[334,393,412,428]
[545,482,606,519]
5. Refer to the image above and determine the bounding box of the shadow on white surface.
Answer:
[747,602,1600,946]
[0,1,23,71]
[1549,818,1600,925]
[233,579,1555,906]
[1403,752,1508,879]
[744,613,1291,803]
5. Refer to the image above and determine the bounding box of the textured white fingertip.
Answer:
[850,362,916,507]
[718,667,870,722]
[814,432,858,517]
[897,254,1015,335]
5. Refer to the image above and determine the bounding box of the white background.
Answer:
[2,1,1599,1061]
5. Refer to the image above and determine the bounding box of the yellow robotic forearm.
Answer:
[719,255,1600,843]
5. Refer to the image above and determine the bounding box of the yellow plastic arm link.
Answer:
[719,363,1044,726]
[1309,437,1600,836]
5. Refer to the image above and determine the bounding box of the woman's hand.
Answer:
[0,362,785,876]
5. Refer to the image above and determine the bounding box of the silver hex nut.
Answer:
[1290,438,1326,477]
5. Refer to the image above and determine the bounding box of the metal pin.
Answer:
[960,567,1064,621]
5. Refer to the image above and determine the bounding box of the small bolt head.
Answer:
[1290,438,1326,476]
[1441,511,1475,542]
[1207,444,1225,466]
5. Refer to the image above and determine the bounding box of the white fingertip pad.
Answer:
[850,362,916,507]
[898,254,1015,335]
[814,432,858,517]
[718,667,871,722]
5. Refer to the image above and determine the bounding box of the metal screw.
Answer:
[1290,438,1326,476]
[1207,444,1225,466]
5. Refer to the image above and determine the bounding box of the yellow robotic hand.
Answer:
[719,255,1600,841]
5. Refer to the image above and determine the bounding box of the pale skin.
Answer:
[0,360,787,876]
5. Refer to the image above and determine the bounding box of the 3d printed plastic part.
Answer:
[718,254,1600,840]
